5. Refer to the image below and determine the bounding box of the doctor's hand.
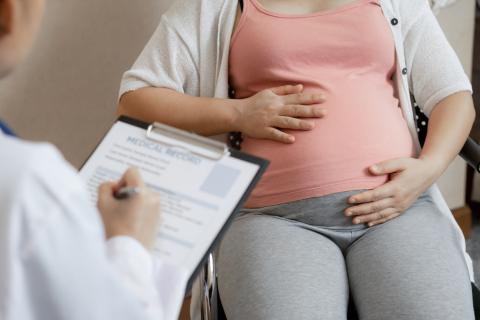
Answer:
[232,84,327,144]
[344,157,442,227]
[97,167,161,250]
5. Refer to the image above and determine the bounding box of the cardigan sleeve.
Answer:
[402,0,472,117]
[119,9,200,99]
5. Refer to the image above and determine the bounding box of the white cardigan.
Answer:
[120,0,474,317]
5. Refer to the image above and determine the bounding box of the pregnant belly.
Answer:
[241,89,416,208]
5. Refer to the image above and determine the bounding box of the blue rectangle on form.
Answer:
[200,164,241,198]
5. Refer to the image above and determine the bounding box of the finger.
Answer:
[279,105,328,118]
[119,167,145,189]
[352,208,398,225]
[271,116,315,131]
[282,92,325,105]
[368,212,402,227]
[348,184,396,204]
[367,217,389,227]
[369,158,410,175]
[97,181,116,203]
[148,193,162,216]
[269,84,303,96]
[263,127,295,144]
[345,197,394,216]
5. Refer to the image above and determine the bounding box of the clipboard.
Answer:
[80,116,269,288]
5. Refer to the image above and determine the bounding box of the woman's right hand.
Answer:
[97,168,161,250]
[233,84,327,143]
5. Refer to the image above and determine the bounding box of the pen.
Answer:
[114,186,140,200]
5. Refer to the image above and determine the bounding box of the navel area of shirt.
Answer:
[228,0,416,208]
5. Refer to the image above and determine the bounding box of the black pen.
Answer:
[114,186,140,200]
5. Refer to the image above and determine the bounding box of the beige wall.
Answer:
[0,0,173,168]
[0,0,476,208]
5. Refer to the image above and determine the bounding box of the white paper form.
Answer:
[79,121,261,277]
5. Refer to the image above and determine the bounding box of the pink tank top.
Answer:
[229,0,415,208]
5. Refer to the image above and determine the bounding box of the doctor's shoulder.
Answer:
[0,138,92,218]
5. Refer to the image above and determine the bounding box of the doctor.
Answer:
[0,0,185,319]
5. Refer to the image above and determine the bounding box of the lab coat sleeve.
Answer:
[402,0,472,117]
[106,236,164,317]
[105,232,189,319]
[7,144,166,320]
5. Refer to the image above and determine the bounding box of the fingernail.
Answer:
[349,198,357,204]
[368,223,374,227]
[345,211,352,217]
[370,165,380,173]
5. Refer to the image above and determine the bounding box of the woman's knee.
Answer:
[346,196,474,320]
[217,215,350,320]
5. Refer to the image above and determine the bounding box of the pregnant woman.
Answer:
[118,0,476,319]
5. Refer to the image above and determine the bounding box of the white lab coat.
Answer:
[0,133,186,320]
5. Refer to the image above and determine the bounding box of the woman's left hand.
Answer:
[344,157,442,227]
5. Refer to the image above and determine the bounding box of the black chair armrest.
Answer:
[473,283,480,319]
[414,104,480,173]
[460,137,480,173]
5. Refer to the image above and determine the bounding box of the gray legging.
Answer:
[217,190,475,320]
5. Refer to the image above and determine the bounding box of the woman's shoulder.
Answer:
[383,0,432,32]
[165,0,229,13]
[387,0,430,17]
[162,0,234,28]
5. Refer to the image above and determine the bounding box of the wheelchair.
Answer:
[198,104,480,320]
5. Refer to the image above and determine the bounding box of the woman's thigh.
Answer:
[346,194,474,320]
[217,214,349,320]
